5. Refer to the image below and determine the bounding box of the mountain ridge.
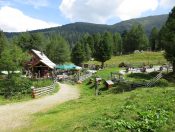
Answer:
[5,14,168,44]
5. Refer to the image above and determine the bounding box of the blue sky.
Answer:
[0,0,174,32]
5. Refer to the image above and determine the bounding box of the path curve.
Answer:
[0,83,80,131]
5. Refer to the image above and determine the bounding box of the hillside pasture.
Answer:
[88,52,167,67]
[19,65,175,131]
[20,83,175,132]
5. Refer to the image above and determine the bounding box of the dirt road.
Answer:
[0,83,80,131]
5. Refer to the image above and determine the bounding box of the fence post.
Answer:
[31,86,35,98]
[95,81,98,96]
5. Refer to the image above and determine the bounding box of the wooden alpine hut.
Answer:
[26,49,56,78]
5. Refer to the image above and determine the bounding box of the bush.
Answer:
[0,80,5,95]
[128,72,160,80]
[118,62,127,67]
[32,79,53,88]
[155,79,169,87]
[96,108,170,132]
[108,83,131,94]
[1,76,32,98]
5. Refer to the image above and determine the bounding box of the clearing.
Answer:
[0,83,80,131]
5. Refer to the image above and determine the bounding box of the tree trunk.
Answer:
[101,62,104,69]
[173,61,175,74]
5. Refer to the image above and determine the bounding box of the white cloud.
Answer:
[117,0,158,20]
[59,0,122,23]
[14,0,49,8]
[0,6,59,32]
[159,0,175,8]
[59,0,160,23]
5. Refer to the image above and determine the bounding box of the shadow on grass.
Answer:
[99,86,108,91]
[163,72,175,83]
[127,72,159,80]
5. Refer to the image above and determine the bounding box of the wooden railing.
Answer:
[31,84,55,98]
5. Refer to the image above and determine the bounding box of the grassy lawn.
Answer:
[0,94,32,105]
[19,67,175,132]
[95,67,120,79]
[87,52,167,67]
[32,79,54,88]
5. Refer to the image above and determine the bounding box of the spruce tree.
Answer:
[71,42,85,66]
[46,35,70,64]
[94,32,113,68]
[83,42,92,61]
[93,33,101,57]
[87,36,95,56]
[113,32,122,55]
[123,24,149,53]
[0,30,8,57]
[14,32,46,52]
[159,6,175,73]
[150,27,159,51]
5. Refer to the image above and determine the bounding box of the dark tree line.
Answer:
[0,23,166,68]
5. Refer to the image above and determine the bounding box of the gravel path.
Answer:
[0,83,80,131]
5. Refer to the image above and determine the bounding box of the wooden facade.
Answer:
[26,49,56,78]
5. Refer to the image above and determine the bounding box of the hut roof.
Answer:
[31,49,56,69]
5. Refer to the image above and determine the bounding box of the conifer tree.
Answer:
[71,42,85,66]
[94,32,113,68]
[46,35,70,64]
[159,6,175,73]
[150,27,159,51]
[0,30,8,56]
[113,32,122,55]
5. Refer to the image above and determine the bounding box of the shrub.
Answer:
[108,83,131,94]
[155,79,169,87]
[0,80,4,95]
[32,79,53,88]
[95,107,170,132]
[1,76,32,98]
[118,62,127,67]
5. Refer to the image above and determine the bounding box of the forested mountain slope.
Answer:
[5,14,168,44]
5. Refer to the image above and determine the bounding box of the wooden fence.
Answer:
[31,83,55,98]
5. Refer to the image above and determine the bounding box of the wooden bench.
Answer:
[105,80,114,88]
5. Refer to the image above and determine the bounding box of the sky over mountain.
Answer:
[0,0,174,32]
